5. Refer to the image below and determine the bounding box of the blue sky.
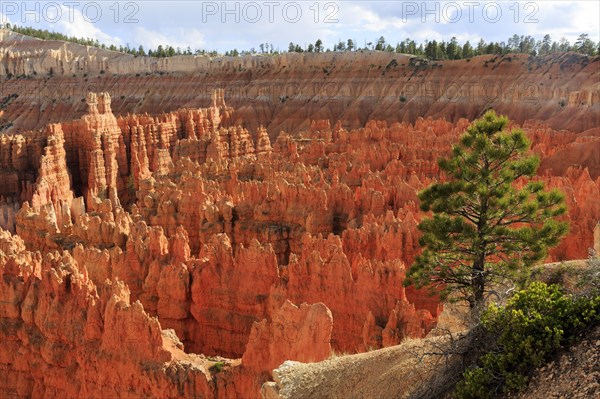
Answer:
[1,1,598,52]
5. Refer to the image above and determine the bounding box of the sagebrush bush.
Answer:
[454,282,599,398]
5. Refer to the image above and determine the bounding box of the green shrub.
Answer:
[97,184,108,200]
[210,361,225,373]
[127,174,136,197]
[454,282,599,398]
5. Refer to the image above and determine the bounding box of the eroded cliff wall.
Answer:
[1,29,598,137]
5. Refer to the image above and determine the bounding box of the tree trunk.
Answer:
[474,182,488,309]
[471,254,485,309]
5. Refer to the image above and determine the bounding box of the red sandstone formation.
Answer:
[0,32,599,398]
[0,226,334,398]
[242,300,333,372]
[0,229,217,398]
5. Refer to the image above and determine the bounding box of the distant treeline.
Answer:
[2,23,598,60]
[289,34,599,58]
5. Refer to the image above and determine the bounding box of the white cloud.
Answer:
[3,1,597,53]
[332,1,599,47]
[339,4,393,32]
[531,1,600,42]
[133,27,205,51]
[53,6,122,46]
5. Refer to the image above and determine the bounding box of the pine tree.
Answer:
[476,38,486,55]
[315,39,323,53]
[575,33,596,55]
[407,40,417,54]
[446,36,460,59]
[558,38,570,52]
[462,41,474,58]
[399,40,407,54]
[347,39,354,51]
[405,111,568,309]
[425,40,438,59]
[540,34,551,55]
